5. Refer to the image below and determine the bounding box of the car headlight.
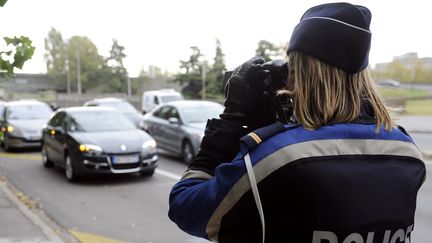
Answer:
[142,139,157,154]
[79,144,104,156]
[4,125,21,136]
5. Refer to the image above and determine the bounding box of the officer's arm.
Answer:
[187,56,272,175]
[168,56,272,239]
[187,118,248,175]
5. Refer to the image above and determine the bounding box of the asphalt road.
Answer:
[414,162,432,243]
[0,142,430,243]
[0,149,208,243]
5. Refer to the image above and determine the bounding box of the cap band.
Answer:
[301,16,371,34]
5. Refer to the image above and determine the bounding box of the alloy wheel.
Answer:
[182,140,194,164]
[65,155,76,182]
[42,145,53,167]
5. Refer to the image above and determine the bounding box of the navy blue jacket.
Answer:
[169,123,426,243]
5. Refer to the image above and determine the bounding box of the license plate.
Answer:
[112,155,139,164]
[29,136,41,141]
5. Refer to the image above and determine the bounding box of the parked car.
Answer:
[139,100,223,163]
[42,106,158,182]
[0,100,6,116]
[0,99,53,151]
[0,100,6,146]
[141,89,184,114]
[378,79,400,87]
[83,97,143,128]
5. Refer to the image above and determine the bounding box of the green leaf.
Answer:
[0,51,12,56]
[0,59,13,74]
[1,35,35,73]
[4,36,17,45]
[12,36,35,69]
[0,0,7,7]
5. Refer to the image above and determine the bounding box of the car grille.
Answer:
[111,163,140,170]
[83,152,157,173]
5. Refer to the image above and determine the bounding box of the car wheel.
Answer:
[65,154,78,182]
[42,145,54,168]
[182,140,194,164]
[139,169,155,177]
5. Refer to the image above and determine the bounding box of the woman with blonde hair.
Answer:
[169,3,426,243]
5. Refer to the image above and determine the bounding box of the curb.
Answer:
[0,179,70,243]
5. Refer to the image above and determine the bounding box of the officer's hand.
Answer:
[187,57,272,174]
[221,56,275,130]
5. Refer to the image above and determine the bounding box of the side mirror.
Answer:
[168,117,180,125]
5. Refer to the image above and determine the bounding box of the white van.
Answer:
[141,89,184,114]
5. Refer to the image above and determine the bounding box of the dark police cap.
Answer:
[287,2,372,73]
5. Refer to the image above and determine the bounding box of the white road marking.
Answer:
[155,169,181,181]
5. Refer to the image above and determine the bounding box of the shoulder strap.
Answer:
[244,153,265,243]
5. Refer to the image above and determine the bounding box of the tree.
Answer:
[255,40,285,61]
[102,39,128,92]
[44,28,66,87]
[66,36,105,91]
[0,36,35,77]
[179,46,202,75]
[174,46,203,98]
[207,38,226,96]
[0,1,35,77]
[384,61,412,82]
[371,56,432,84]
[414,63,432,83]
[45,31,105,92]
[44,29,137,93]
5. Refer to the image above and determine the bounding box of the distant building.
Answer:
[393,52,418,68]
[374,52,432,71]
[0,73,59,100]
[422,57,432,69]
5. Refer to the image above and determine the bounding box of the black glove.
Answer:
[221,56,277,131]
[185,57,276,175]
[187,119,248,175]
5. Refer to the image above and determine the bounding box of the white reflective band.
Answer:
[301,16,372,34]
[244,153,265,243]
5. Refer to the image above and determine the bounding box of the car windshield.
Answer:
[69,111,136,132]
[181,104,223,124]
[161,95,183,103]
[7,104,52,119]
[98,101,138,113]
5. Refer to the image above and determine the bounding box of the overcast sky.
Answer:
[1,0,431,76]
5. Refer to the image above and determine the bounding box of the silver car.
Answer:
[139,100,223,163]
[83,97,143,128]
[0,100,53,151]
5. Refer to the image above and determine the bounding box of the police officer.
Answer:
[168,2,426,243]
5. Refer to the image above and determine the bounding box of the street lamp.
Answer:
[76,46,81,95]
[65,59,70,94]
[201,57,207,100]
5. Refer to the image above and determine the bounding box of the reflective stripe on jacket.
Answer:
[168,123,426,243]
